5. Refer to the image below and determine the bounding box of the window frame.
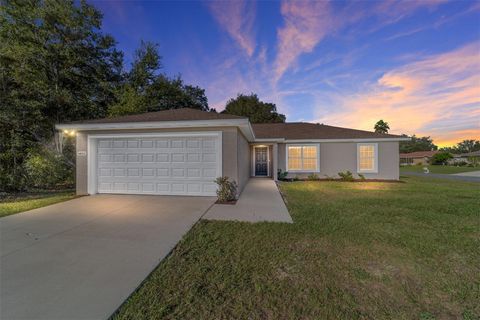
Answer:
[357,143,378,173]
[286,144,320,173]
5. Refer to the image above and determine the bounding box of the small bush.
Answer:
[307,173,319,181]
[25,150,74,189]
[214,176,238,202]
[277,169,289,181]
[431,152,453,165]
[358,173,366,181]
[338,170,354,181]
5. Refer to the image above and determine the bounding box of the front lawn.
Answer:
[0,192,76,218]
[112,177,479,320]
[400,165,479,174]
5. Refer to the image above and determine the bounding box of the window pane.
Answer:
[288,145,318,171]
[303,158,317,170]
[303,146,317,158]
[359,145,375,171]
[288,146,301,157]
[288,158,302,170]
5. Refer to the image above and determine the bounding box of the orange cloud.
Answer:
[207,0,256,56]
[318,43,480,147]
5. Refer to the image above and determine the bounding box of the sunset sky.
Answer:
[92,0,480,147]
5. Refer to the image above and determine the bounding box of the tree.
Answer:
[441,140,480,154]
[0,0,123,191]
[430,152,453,165]
[399,135,438,153]
[374,120,390,134]
[222,93,286,123]
[109,43,209,116]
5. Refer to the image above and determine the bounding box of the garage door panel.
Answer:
[96,135,220,196]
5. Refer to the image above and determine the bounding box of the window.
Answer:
[357,143,378,173]
[287,145,319,171]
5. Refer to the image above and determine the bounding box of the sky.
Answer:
[91,0,480,147]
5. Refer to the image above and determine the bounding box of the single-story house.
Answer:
[448,150,480,165]
[399,150,438,166]
[56,108,409,197]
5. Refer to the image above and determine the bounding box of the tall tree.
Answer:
[374,120,390,134]
[440,140,480,154]
[222,93,286,123]
[399,135,438,153]
[109,43,209,116]
[0,0,123,191]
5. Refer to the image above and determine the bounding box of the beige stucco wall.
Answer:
[236,129,251,193]
[277,141,400,180]
[75,127,241,195]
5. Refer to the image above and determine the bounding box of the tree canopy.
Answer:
[108,41,209,117]
[0,0,209,191]
[0,0,123,190]
[374,120,390,134]
[222,93,286,123]
[440,140,480,154]
[399,135,438,153]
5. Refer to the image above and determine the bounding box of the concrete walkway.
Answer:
[204,178,293,223]
[402,171,480,183]
[0,195,215,320]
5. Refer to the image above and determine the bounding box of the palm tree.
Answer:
[374,120,390,134]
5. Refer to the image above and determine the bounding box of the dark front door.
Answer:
[255,147,268,176]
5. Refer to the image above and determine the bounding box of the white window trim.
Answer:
[357,143,378,173]
[86,131,223,195]
[285,144,320,173]
[252,145,270,177]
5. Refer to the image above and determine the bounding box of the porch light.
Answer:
[63,130,76,137]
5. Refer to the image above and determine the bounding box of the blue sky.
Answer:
[92,0,480,146]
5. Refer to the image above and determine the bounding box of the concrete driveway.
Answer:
[0,194,215,320]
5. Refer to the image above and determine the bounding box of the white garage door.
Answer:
[95,134,221,196]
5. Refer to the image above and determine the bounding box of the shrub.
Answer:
[338,170,354,181]
[307,173,319,181]
[358,173,366,181]
[25,150,74,189]
[430,152,453,165]
[277,169,289,181]
[214,176,238,202]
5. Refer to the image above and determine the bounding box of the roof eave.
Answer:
[260,137,410,143]
[56,118,256,141]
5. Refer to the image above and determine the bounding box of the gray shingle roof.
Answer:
[251,122,404,140]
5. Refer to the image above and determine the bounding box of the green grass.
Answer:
[0,192,76,218]
[400,165,480,174]
[112,177,480,320]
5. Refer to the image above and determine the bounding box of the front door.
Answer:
[255,147,268,176]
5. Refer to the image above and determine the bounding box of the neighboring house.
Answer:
[449,150,480,165]
[399,150,438,166]
[56,108,408,197]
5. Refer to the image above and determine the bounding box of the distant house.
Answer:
[449,150,480,165]
[399,150,438,165]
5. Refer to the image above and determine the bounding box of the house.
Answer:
[449,150,480,165]
[399,150,438,166]
[56,108,409,197]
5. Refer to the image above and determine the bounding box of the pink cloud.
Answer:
[274,1,332,81]
[207,0,256,56]
[317,42,480,147]
[274,0,447,82]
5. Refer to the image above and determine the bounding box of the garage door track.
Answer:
[0,195,215,320]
